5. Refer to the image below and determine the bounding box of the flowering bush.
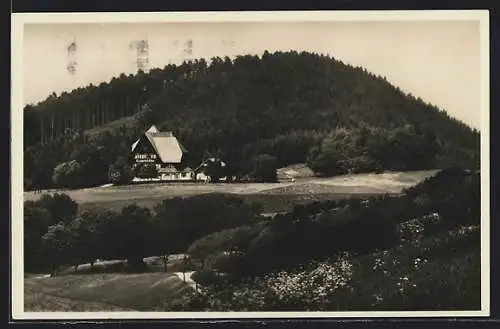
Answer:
[169,255,355,311]
[396,212,441,244]
[335,224,480,311]
[166,224,479,312]
[264,257,353,310]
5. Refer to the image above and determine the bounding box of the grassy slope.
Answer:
[24,169,439,214]
[84,115,137,138]
[339,225,481,311]
[24,286,134,312]
[24,273,192,312]
[277,164,315,180]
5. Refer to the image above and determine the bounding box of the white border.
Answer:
[11,10,490,320]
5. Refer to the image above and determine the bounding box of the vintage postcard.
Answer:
[11,10,490,320]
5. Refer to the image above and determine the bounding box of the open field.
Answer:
[24,255,198,312]
[25,272,191,312]
[24,170,440,213]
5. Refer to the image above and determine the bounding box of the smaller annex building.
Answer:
[194,157,228,182]
[130,125,192,181]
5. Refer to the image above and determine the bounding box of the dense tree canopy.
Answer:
[24,51,479,190]
[183,168,480,281]
[24,193,264,273]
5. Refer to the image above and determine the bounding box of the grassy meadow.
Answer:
[24,169,438,214]
[25,273,191,312]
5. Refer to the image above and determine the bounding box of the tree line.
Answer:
[24,193,263,275]
[25,167,479,282]
[182,168,480,282]
[23,69,178,146]
[24,51,480,191]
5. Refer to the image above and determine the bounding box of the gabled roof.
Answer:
[147,125,160,133]
[131,139,140,152]
[131,125,187,164]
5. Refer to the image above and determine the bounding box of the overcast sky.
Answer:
[23,20,481,129]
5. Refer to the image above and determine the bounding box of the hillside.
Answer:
[25,225,480,312]
[167,168,481,311]
[25,225,479,312]
[85,115,137,137]
[25,273,191,311]
[23,168,481,311]
[23,51,480,190]
[172,226,480,312]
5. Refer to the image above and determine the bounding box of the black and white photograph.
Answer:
[11,10,490,319]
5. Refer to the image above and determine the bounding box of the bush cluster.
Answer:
[24,194,263,275]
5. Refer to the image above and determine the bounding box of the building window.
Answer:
[135,153,157,161]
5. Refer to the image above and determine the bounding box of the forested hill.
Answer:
[23,51,480,190]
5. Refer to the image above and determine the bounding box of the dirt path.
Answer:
[172,271,197,290]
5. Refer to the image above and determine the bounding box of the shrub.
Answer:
[249,154,278,182]
[24,201,53,271]
[382,250,480,311]
[335,226,481,311]
[116,204,155,268]
[153,194,262,253]
[264,257,354,310]
[202,157,227,183]
[24,194,79,272]
[348,156,382,174]
[41,222,75,276]
[174,257,355,311]
[108,156,133,185]
[188,225,260,267]
[175,224,480,312]
[67,212,103,270]
[37,193,78,224]
[191,269,220,286]
[136,163,159,179]
[52,160,82,188]
[209,251,245,275]
[396,213,442,244]
[308,151,349,177]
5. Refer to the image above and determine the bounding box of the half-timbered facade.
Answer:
[130,125,187,179]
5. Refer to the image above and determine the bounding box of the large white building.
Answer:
[130,125,193,181]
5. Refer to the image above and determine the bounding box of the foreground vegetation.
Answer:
[25,193,263,274]
[170,169,480,311]
[24,51,479,191]
[24,168,480,311]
